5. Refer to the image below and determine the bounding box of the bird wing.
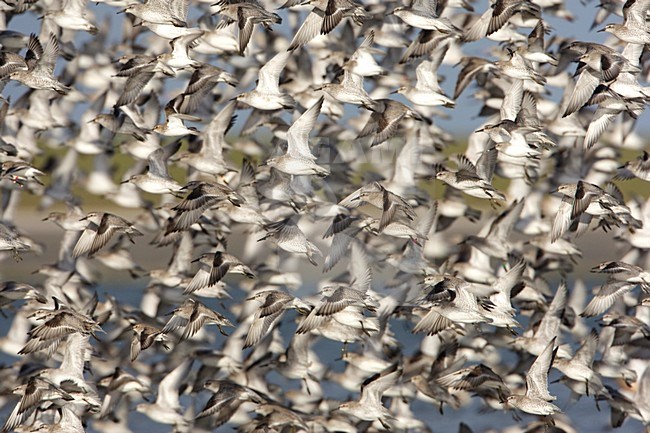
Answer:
[581,281,635,317]
[202,100,237,157]
[525,337,557,401]
[563,69,599,117]
[288,7,325,50]
[157,358,192,409]
[286,96,323,160]
[147,140,181,178]
[257,50,291,94]
[534,281,566,341]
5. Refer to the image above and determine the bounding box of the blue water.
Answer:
[0,278,645,433]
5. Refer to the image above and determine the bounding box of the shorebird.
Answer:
[98,367,151,419]
[258,216,322,266]
[411,275,491,335]
[41,399,98,433]
[162,298,233,340]
[130,323,170,361]
[1,160,45,186]
[236,50,295,110]
[561,45,635,117]
[167,180,244,232]
[72,212,143,258]
[20,303,101,356]
[174,100,236,174]
[89,109,151,142]
[174,63,238,114]
[0,281,45,308]
[480,258,525,331]
[153,103,200,136]
[6,33,70,94]
[317,69,379,111]
[0,221,31,260]
[342,30,384,78]
[136,358,192,427]
[184,250,255,295]
[599,23,650,44]
[390,0,459,33]
[434,154,506,203]
[522,20,558,65]
[212,0,282,54]
[505,338,562,422]
[513,281,571,358]
[44,0,98,34]
[437,363,510,401]
[553,329,606,397]
[122,0,189,27]
[453,56,499,99]
[462,199,524,260]
[122,140,183,194]
[284,96,323,162]
[2,376,74,433]
[463,0,540,42]
[196,379,265,427]
[244,289,309,348]
[318,0,367,34]
[34,332,97,393]
[551,181,639,243]
[581,280,638,317]
[615,151,650,181]
[112,54,174,107]
[591,261,650,288]
[264,153,330,177]
[337,364,402,429]
[394,59,456,108]
[296,275,380,344]
[495,49,546,85]
[156,31,203,72]
[263,96,329,176]
[339,182,417,232]
[581,86,645,149]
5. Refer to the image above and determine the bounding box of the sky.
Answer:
[3,0,648,139]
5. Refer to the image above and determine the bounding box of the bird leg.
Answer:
[12,249,23,261]
[544,415,556,427]
[360,320,373,337]
[302,377,311,396]
[379,417,392,430]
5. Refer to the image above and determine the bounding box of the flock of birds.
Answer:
[0,0,650,432]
